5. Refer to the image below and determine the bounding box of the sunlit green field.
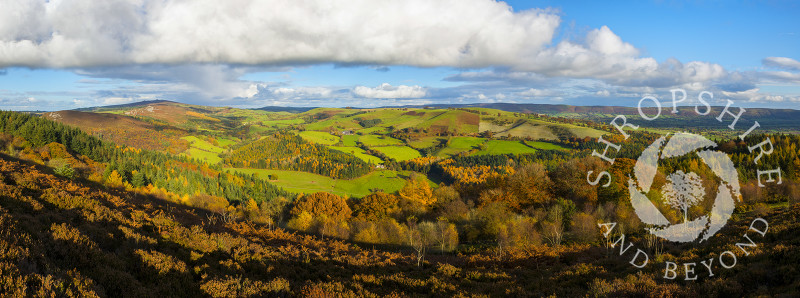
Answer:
[329,146,383,164]
[474,140,537,155]
[226,168,430,197]
[359,134,403,146]
[437,137,485,157]
[372,146,421,161]
[299,131,339,145]
[525,141,568,150]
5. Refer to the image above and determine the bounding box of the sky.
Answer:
[0,0,798,111]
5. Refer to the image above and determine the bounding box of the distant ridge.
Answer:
[74,99,175,112]
[387,102,800,115]
[253,106,318,113]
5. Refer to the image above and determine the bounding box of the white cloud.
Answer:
[517,88,558,97]
[760,71,800,84]
[763,57,800,71]
[722,88,800,103]
[0,0,731,89]
[595,90,611,97]
[353,83,426,98]
[0,0,559,69]
[270,86,333,98]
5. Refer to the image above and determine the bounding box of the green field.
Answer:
[495,122,558,140]
[474,140,538,156]
[181,136,224,164]
[181,136,224,153]
[525,141,568,150]
[329,146,383,164]
[437,137,485,157]
[215,136,239,147]
[341,134,359,146]
[359,134,403,146]
[226,168,429,197]
[407,137,442,149]
[185,148,223,164]
[260,118,304,128]
[372,146,421,161]
[298,131,339,145]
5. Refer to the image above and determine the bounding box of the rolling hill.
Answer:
[43,110,190,154]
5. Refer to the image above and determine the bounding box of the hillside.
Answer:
[0,153,798,296]
[43,110,190,154]
[401,103,800,132]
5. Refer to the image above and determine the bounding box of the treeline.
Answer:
[223,133,372,179]
[0,111,289,204]
[355,117,382,128]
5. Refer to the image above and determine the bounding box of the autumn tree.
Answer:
[352,192,400,221]
[662,170,704,223]
[571,212,598,243]
[542,204,564,247]
[290,192,352,222]
[407,220,436,266]
[551,157,605,204]
[398,174,434,206]
[433,219,458,252]
[507,163,552,209]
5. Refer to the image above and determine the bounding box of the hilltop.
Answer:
[42,110,190,154]
[397,103,800,132]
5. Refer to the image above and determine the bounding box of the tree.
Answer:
[290,192,352,222]
[542,204,564,247]
[287,211,315,232]
[571,212,598,243]
[398,174,434,206]
[507,163,552,209]
[433,219,458,252]
[407,220,436,267]
[352,192,400,221]
[131,170,147,187]
[661,170,705,223]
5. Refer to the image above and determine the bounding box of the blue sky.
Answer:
[1,0,798,111]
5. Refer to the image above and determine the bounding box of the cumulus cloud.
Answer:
[0,0,559,69]
[2,0,793,108]
[0,0,731,89]
[75,64,269,103]
[722,88,800,103]
[353,83,426,98]
[517,88,558,97]
[595,90,611,97]
[763,57,800,71]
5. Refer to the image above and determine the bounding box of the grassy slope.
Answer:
[474,140,537,155]
[359,135,403,146]
[328,146,383,164]
[180,136,224,164]
[525,141,567,150]
[341,135,359,146]
[226,168,427,197]
[298,131,339,145]
[372,146,422,161]
[407,137,442,149]
[437,137,485,157]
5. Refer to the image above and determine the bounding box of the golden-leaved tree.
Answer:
[353,192,400,221]
[398,174,434,206]
[290,192,352,222]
